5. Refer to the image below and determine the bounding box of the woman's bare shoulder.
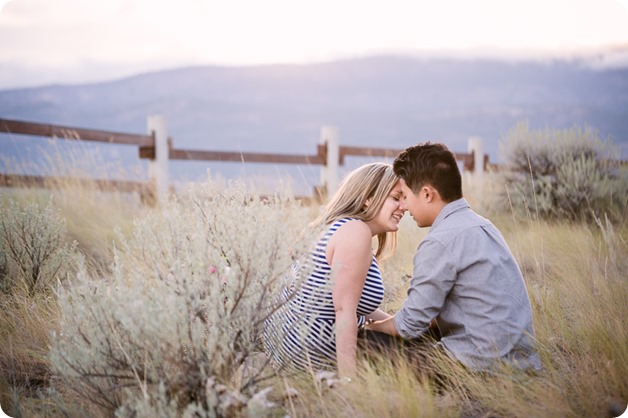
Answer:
[329,219,372,249]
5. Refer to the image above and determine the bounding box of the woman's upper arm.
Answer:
[327,220,373,311]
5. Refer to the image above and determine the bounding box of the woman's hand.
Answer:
[366,308,392,322]
[365,315,401,336]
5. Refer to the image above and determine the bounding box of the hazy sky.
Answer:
[1,0,628,89]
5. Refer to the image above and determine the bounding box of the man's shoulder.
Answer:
[428,207,492,244]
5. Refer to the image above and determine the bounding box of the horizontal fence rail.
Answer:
[339,145,405,159]
[0,118,153,147]
[338,145,481,171]
[0,116,492,204]
[140,146,327,165]
[0,173,150,194]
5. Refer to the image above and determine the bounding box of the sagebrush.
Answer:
[0,198,80,296]
[499,121,628,222]
[48,179,312,417]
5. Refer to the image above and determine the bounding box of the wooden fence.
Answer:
[0,116,488,203]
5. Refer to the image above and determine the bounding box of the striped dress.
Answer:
[263,218,385,372]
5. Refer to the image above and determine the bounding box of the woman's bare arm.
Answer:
[328,220,373,378]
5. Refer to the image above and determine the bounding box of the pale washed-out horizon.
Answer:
[1,0,628,89]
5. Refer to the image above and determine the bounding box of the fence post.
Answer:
[320,126,339,198]
[468,137,485,175]
[147,115,169,204]
[467,136,484,197]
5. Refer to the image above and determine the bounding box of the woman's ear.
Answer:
[363,198,372,209]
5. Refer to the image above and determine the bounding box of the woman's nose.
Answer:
[399,199,407,211]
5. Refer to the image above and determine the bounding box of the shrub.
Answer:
[49,179,311,417]
[499,122,628,222]
[0,198,79,295]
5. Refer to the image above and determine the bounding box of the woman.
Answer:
[263,162,404,378]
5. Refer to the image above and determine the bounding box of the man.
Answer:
[366,142,542,372]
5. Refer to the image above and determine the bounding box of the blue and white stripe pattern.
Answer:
[263,218,385,372]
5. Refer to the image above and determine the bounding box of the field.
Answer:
[0,165,626,418]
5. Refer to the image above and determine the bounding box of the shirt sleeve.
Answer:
[394,237,456,339]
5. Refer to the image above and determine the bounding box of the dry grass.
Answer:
[0,292,57,394]
[257,173,628,418]
[0,160,626,417]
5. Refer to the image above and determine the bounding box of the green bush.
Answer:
[49,179,311,417]
[498,122,628,222]
[0,198,79,295]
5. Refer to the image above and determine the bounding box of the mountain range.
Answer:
[1,55,627,192]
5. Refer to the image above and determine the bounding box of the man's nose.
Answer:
[399,199,407,211]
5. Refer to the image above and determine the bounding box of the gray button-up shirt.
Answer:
[394,198,542,371]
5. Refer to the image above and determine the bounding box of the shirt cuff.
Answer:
[394,308,423,339]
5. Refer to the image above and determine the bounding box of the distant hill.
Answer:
[1,55,627,191]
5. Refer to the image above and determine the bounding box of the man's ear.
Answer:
[423,185,439,203]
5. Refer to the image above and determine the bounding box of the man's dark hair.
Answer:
[393,142,463,202]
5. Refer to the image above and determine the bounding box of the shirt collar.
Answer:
[431,198,469,229]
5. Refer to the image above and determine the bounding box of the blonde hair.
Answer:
[312,162,398,260]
